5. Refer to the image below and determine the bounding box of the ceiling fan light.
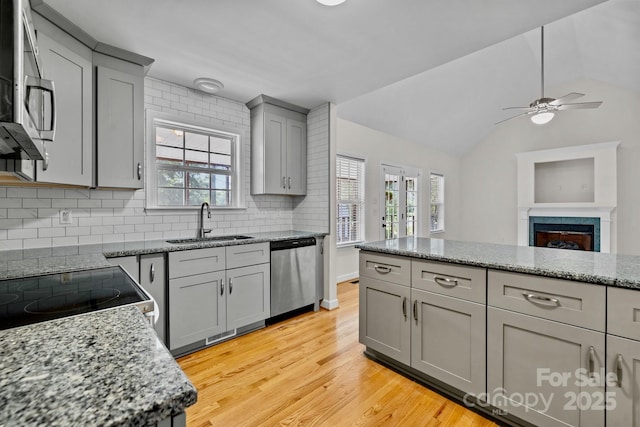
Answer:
[316,0,347,5]
[531,112,554,125]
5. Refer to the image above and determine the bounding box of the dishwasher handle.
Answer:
[270,237,317,251]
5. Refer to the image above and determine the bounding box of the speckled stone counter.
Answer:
[0,230,325,280]
[356,237,640,289]
[0,306,197,426]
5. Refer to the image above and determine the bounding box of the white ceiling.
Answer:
[44,0,639,155]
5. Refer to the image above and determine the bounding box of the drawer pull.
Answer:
[434,276,458,288]
[373,265,392,274]
[402,297,407,320]
[523,292,560,307]
[615,354,623,387]
[588,346,596,378]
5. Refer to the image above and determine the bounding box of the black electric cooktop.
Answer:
[0,266,150,331]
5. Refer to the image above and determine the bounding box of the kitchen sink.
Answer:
[166,235,253,244]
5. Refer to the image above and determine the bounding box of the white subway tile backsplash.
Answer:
[0,78,328,248]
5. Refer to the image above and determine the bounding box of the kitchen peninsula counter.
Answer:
[0,306,197,426]
[356,237,640,289]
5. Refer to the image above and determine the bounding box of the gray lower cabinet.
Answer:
[359,276,411,365]
[411,289,486,396]
[487,307,605,427]
[109,255,139,282]
[606,335,640,426]
[226,263,270,330]
[169,271,226,350]
[140,253,167,344]
[94,56,144,189]
[34,17,93,186]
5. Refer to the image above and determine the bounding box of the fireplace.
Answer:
[529,216,600,252]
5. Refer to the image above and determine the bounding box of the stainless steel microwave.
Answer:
[0,0,56,180]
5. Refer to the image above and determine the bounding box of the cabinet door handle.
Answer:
[588,346,595,378]
[434,276,458,288]
[402,297,407,320]
[288,177,291,189]
[615,354,623,387]
[150,264,155,283]
[413,300,418,324]
[522,292,560,307]
[137,163,142,180]
[373,264,391,274]
[220,279,224,296]
[282,176,286,189]
[229,278,233,294]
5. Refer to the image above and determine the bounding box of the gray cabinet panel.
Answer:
[36,30,92,186]
[264,112,286,194]
[285,117,306,195]
[488,307,605,427]
[411,289,486,396]
[488,270,605,331]
[226,263,270,330]
[412,260,486,303]
[226,243,269,270]
[169,247,225,278]
[140,253,166,344]
[608,287,640,341]
[169,271,226,350]
[359,252,411,286]
[95,64,144,189]
[359,276,411,365]
[607,335,640,427]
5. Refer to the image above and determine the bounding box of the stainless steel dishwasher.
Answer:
[270,237,317,317]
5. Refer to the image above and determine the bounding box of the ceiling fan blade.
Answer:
[549,92,584,105]
[502,106,534,111]
[557,101,603,110]
[495,112,530,125]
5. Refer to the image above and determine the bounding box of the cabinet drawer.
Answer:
[169,247,225,279]
[608,287,640,340]
[412,260,486,303]
[488,270,605,331]
[359,252,411,286]
[226,243,269,269]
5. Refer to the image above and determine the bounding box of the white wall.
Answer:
[459,79,640,255]
[335,118,462,281]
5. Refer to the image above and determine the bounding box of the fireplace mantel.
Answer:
[516,141,619,253]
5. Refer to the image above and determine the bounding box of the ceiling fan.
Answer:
[497,26,603,125]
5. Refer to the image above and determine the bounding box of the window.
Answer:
[380,165,420,240]
[337,155,365,245]
[430,173,445,232]
[146,112,240,208]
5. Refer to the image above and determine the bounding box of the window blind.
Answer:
[337,155,365,244]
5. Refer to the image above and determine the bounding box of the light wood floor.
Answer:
[178,280,497,427]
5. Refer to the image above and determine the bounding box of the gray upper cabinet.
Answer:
[94,56,144,189]
[34,18,93,186]
[248,95,309,196]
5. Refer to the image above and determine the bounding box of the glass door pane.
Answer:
[384,172,400,239]
[406,177,418,237]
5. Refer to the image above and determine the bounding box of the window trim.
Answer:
[379,163,421,240]
[430,172,445,234]
[336,153,366,247]
[145,110,243,210]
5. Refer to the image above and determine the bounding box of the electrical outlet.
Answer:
[59,209,73,225]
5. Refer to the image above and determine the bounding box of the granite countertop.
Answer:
[357,237,640,289]
[0,230,326,281]
[0,306,197,426]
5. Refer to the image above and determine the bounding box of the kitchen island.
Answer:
[356,237,640,427]
[0,306,196,426]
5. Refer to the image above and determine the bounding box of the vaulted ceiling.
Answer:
[44,0,638,154]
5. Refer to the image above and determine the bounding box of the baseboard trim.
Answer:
[320,298,339,310]
[337,272,359,283]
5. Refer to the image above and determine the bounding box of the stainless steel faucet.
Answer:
[199,202,212,238]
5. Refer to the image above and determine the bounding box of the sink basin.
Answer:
[166,235,253,244]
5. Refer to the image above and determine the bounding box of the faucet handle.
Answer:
[203,228,212,235]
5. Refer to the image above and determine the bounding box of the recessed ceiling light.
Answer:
[316,0,347,6]
[194,78,224,94]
